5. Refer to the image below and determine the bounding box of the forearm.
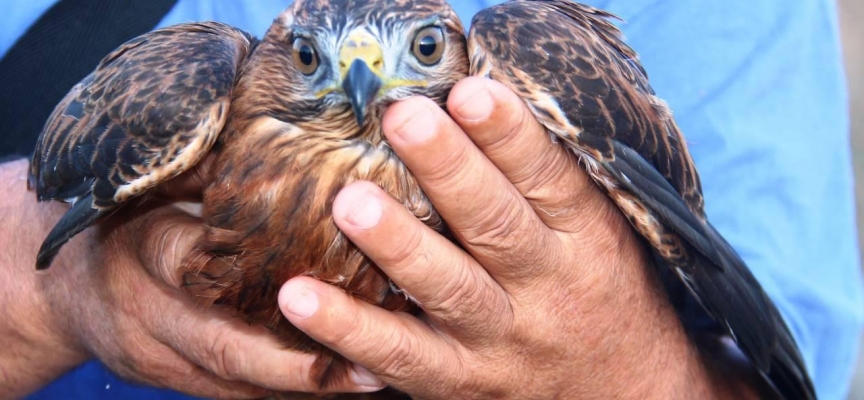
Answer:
[0,159,88,398]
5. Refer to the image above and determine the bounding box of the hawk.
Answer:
[28,0,815,399]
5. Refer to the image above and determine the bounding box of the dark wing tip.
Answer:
[35,194,106,270]
[35,252,55,271]
[604,142,815,399]
[27,170,37,192]
[470,2,812,398]
[32,21,254,268]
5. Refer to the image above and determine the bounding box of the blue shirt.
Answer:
[5,1,860,399]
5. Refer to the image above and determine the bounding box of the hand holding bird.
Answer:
[27,1,815,399]
[280,77,764,399]
[2,156,392,398]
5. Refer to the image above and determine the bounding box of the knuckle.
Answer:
[426,264,512,335]
[316,298,364,347]
[206,328,244,380]
[517,149,572,201]
[422,141,472,188]
[375,222,426,272]
[135,208,201,287]
[425,262,477,316]
[147,354,200,389]
[154,226,186,287]
[372,327,422,378]
[462,194,526,251]
[115,339,149,372]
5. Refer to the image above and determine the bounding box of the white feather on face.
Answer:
[277,4,465,108]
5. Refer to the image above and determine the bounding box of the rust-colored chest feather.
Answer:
[27,1,813,398]
[184,113,442,391]
[175,4,466,391]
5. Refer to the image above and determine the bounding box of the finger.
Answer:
[279,276,464,397]
[114,336,268,399]
[126,205,205,287]
[158,362,268,400]
[447,77,608,232]
[332,181,512,336]
[68,262,268,399]
[124,206,377,393]
[148,284,378,394]
[381,96,559,284]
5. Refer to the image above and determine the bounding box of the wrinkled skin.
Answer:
[0,78,759,399]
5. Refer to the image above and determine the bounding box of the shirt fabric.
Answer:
[2,1,859,399]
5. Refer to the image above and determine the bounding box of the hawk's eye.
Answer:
[412,26,445,65]
[292,37,319,75]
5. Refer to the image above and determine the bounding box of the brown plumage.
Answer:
[470,3,813,399]
[29,22,254,268]
[30,1,813,399]
[182,2,466,394]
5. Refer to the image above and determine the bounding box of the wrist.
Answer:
[0,159,90,397]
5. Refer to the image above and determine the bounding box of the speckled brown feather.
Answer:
[470,2,703,217]
[29,0,466,396]
[30,0,814,399]
[28,22,256,269]
[181,0,467,396]
[469,1,814,399]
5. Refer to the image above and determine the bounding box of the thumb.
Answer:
[123,205,205,288]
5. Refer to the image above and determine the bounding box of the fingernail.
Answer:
[350,365,383,388]
[453,81,493,122]
[345,192,382,230]
[280,280,319,319]
[393,102,437,144]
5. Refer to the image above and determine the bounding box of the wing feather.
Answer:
[29,22,257,268]
[469,1,815,399]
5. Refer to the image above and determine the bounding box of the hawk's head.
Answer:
[238,0,469,142]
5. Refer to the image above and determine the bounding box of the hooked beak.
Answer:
[341,59,383,127]
[339,30,385,127]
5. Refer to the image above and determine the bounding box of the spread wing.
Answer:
[28,22,257,270]
[468,1,814,399]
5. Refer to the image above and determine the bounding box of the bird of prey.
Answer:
[29,0,815,399]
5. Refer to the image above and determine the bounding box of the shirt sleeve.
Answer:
[592,0,863,399]
[0,0,57,58]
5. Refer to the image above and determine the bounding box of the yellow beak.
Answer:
[339,31,385,78]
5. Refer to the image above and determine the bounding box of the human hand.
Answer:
[0,158,382,399]
[277,77,755,399]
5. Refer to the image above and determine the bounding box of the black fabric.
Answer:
[0,0,178,158]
